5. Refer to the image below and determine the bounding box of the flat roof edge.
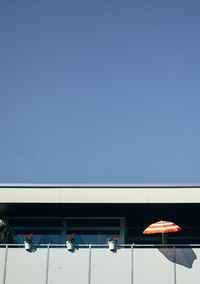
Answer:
[1,183,200,188]
[1,187,200,203]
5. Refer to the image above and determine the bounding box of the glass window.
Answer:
[10,219,61,227]
[10,217,123,244]
[14,230,61,244]
[67,219,120,227]
[67,230,120,244]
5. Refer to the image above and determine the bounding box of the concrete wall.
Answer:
[0,246,199,284]
[2,185,200,203]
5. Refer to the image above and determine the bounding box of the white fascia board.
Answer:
[60,188,148,203]
[1,186,200,203]
[0,188,60,203]
[148,188,200,203]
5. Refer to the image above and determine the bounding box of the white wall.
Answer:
[0,246,199,284]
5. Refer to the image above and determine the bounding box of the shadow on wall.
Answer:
[159,248,197,268]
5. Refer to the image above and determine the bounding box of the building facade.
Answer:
[0,184,200,283]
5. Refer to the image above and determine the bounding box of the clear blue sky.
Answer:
[0,0,200,183]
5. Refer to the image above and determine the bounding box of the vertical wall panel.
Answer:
[176,248,199,284]
[134,248,174,284]
[0,248,6,284]
[91,248,131,284]
[48,248,88,284]
[5,248,46,284]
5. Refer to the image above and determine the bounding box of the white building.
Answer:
[0,184,200,284]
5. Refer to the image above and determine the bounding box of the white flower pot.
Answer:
[24,242,31,250]
[66,241,73,250]
[108,241,116,251]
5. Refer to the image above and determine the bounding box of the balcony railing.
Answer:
[0,244,199,284]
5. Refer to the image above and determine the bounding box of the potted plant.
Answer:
[24,233,33,250]
[108,236,118,251]
[66,233,75,250]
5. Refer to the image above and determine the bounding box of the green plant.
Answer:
[67,233,75,243]
[108,236,118,243]
[0,219,14,244]
[24,233,33,244]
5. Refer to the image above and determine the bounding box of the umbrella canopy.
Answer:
[143,220,182,244]
[143,220,182,235]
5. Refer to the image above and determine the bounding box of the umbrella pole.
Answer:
[162,233,164,244]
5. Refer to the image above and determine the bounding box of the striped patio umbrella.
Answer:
[143,220,182,244]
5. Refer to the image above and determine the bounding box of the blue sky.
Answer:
[0,0,200,183]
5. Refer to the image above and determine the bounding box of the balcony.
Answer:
[0,244,199,284]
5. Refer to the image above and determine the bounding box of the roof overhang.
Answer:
[1,184,200,203]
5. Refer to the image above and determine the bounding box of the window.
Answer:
[10,217,124,244]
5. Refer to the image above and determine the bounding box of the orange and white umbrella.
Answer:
[143,220,182,244]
